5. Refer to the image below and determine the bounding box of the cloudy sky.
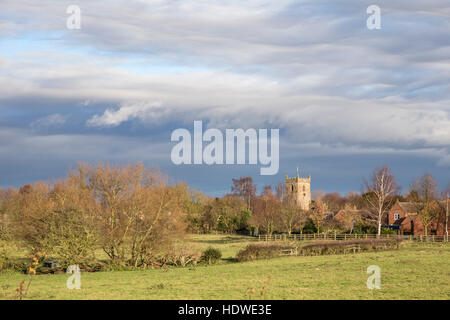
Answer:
[0,0,449,196]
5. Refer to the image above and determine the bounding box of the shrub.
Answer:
[40,209,98,267]
[353,222,377,234]
[302,218,317,233]
[236,243,297,262]
[201,247,222,264]
[381,227,397,235]
[0,224,10,241]
[161,245,201,267]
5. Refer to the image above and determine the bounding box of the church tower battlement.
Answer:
[285,169,311,211]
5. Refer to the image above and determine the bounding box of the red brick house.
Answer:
[387,200,449,235]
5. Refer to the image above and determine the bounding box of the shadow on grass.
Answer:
[221,257,239,263]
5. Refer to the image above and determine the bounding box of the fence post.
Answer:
[344,234,347,240]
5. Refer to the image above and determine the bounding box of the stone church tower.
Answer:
[285,169,311,211]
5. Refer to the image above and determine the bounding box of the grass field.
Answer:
[0,234,449,300]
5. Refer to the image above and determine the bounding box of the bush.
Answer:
[40,209,98,267]
[353,222,377,234]
[302,218,317,233]
[161,245,201,267]
[201,247,222,264]
[299,238,401,256]
[0,224,10,241]
[381,227,397,235]
[236,243,297,262]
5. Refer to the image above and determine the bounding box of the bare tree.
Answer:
[231,177,256,210]
[323,192,346,212]
[441,182,450,238]
[363,165,399,236]
[410,173,439,236]
[310,191,327,234]
[279,198,305,235]
[275,181,286,202]
[251,192,280,236]
[338,204,359,234]
[261,185,273,197]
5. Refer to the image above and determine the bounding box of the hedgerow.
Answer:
[236,243,298,262]
[299,238,401,256]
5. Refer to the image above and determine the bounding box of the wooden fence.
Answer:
[257,233,450,242]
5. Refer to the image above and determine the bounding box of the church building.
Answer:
[285,169,311,211]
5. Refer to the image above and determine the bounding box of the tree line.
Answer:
[0,163,448,268]
[0,163,189,268]
[186,166,449,237]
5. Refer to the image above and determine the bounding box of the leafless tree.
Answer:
[231,177,256,210]
[279,198,305,235]
[251,192,280,236]
[310,191,327,234]
[440,182,450,238]
[410,173,439,236]
[275,181,286,202]
[363,165,399,236]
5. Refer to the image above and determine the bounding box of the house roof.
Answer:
[334,209,372,220]
[397,202,421,214]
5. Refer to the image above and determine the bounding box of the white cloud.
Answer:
[87,101,163,127]
[30,113,68,129]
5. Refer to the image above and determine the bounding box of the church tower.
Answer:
[285,169,311,211]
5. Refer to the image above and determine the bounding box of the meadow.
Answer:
[0,234,449,300]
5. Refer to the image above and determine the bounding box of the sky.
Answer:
[0,0,449,196]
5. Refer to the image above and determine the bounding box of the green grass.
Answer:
[0,234,449,300]
[185,233,258,262]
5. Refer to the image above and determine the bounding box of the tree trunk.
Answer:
[377,207,382,236]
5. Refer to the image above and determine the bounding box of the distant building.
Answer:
[387,200,449,235]
[285,169,311,211]
[334,208,373,224]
